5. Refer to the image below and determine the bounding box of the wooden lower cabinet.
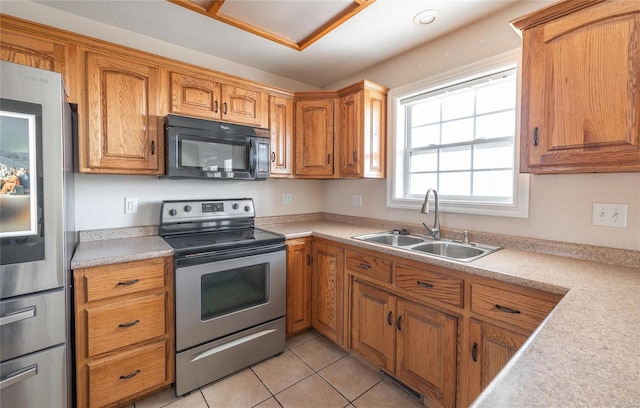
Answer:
[73,257,174,408]
[286,238,312,335]
[311,240,344,345]
[351,280,458,408]
[466,319,527,404]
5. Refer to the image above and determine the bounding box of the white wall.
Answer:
[322,1,640,252]
[75,175,324,231]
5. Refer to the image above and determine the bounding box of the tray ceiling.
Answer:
[169,0,376,51]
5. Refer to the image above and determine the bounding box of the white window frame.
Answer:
[386,48,529,218]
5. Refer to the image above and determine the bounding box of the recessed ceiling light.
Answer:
[413,9,442,26]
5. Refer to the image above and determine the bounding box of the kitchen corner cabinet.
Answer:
[351,280,457,408]
[466,319,527,403]
[73,257,174,408]
[269,94,294,177]
[286,238,312,335]
[337,81,388,178]
[169,71,269,128]
[311,239,344,345]
[513,0,640,173]
[79,50,164,174]
[294,96,337,178]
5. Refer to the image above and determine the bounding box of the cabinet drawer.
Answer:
[346,250,392,283]
[394,264,463,308]
[83,258,165,302]
[86,293,165,357]
[470,283,556,332]
[87,340,166,408]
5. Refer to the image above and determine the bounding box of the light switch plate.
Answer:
[352,195,362,207]
[592,203,627,227]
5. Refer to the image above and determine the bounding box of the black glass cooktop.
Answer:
[164,228,284,255]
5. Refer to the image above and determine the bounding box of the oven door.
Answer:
[175,249,286,351]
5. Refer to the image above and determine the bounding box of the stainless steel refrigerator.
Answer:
[0,61,75,407]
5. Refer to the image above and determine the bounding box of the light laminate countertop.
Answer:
[70,221,640,406]
[263,221,640,407]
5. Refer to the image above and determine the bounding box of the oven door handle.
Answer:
[190,329,277,363]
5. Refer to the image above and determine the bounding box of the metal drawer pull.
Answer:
[417,281,433,288]
[119,370,140,380]
[223,102,228,115]
[471,342,478,362]
[307,254,312,266]
[214,101,219,113]
[118,319,140,328]
[359,262,371,270]
[396,315,402,331]
[271,152,276,163]
[0,306,36,326]
[117,279,139,286]
[352,150,357,162]
[387,311,393,326]
[0,365,37,390]
[495,304,521,314]
[533,127,539,146]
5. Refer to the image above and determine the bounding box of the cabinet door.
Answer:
[521,2,640,173]
[295,99,335,178]
[467,319,527,404]
[339,91,363,178]
[170,71,220,119]
[311,241,344,344]
[269,95,293,177]
[286,238,312,335]
[83,51,161,173]
[351,280,395,372]
[396,299,457,408]
[363,87,386,178]
[220,84,268,127]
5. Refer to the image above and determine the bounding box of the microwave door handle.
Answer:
[249,139,256,174]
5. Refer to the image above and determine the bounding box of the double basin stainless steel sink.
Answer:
[352,231,500,262]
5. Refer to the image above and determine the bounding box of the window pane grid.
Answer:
[403,67,516,202]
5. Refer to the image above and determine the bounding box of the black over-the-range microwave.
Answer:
[165,114,271,180]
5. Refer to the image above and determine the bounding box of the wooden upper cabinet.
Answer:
[170,72,269,128]
[170,71,220,119]
[220,84,269,127]
[513,0,640,173]
[294,97,336,178]
[80,51,162,174]
[269,95,294,177]
[337,81,387,178]
[0,24,74,99]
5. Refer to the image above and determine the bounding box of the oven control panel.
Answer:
[161,198,255,222]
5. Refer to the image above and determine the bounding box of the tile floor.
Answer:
[131,330,424,408]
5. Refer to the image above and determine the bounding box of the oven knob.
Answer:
[184,205,192,212]
[244,205,251,212]
[232,203,239,210]
[168,209,177,216]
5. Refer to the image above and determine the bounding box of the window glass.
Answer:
[389,57,529,217]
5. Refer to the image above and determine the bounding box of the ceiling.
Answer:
[33,0,530,88]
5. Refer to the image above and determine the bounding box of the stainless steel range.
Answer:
[160,198,286,396]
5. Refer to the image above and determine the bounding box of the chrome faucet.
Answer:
[421,188,440,239]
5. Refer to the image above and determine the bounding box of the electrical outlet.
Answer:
[592,203,627,227]
[352,195,362,207]
[282,194,292,205]
[125,198,138,214]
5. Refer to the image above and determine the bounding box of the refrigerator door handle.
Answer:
[0,364,37,390]
[0,306,36,326]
